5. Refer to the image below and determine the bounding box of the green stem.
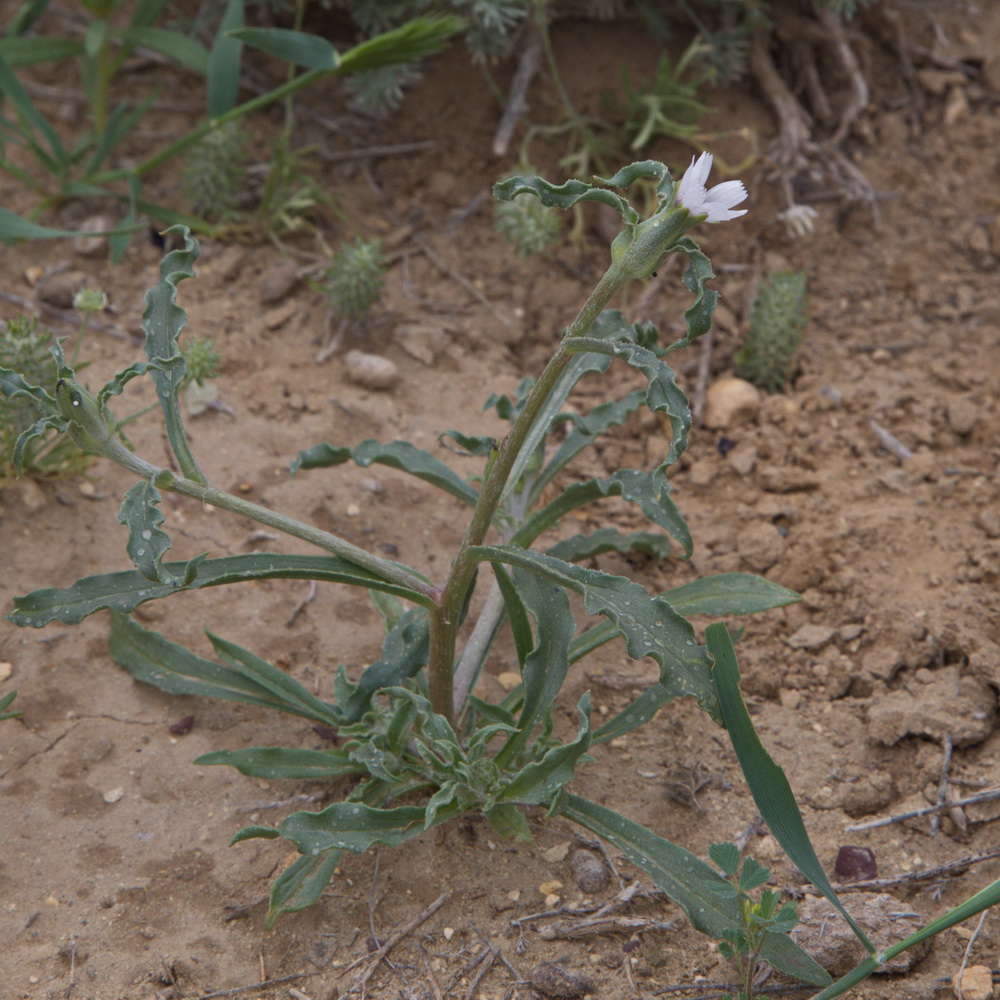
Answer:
[94,433,439,604]
[430,261,629,721]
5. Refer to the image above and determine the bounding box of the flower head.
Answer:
[675,152,748,223]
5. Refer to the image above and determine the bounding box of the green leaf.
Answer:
[206,0,243,116]
[438,429,496,456]
[0,50,65,163]
[208,631,349,726]
[229,26,338,69]
[499,694,592,805]
[141,225,204,482]
[0,37,81,65]
[335,15,463,74]
[560,794,831,986]
[8,552,430,628]
[338,608,429,723]
[496,567,574,765]
[493,173,637,226]
[118,479,182,586]
[265,849,343,928]
[592,682,675,744]
[292,439,479,506]
[669,237,719,350]
[491,563,534,668]
[470,545,719,721]
[706,622,875,953]
[121,26,210,74]
[708,841,741,877]
[663,573,800,617]
[739,856,771,892]
[595,160,673,197]
[0,690,21,721]
[108,612,343,727]
[564,337,691,470]
[278,801,444,857]
[197,747,362,780]
[546,528,673,563]
[514,469,690,556]
[484,802,532,842]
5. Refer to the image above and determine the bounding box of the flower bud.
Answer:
[54,377,116,453]
[610,205,692,280]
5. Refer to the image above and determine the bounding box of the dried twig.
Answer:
[463,946,498,1000]
[193,972,319,1000]
[869,419,913,462]
[824,846,1000,894]
[286,579,317,627]
[930,732,954,837]
[845,788,1000,831]
[340,893,449,996]
[539,913,681,941]
[493,39,542,157]
[955,910,989,995]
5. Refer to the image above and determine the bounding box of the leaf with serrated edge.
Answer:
[471,545,718,721]
[119,480,180,586]
[492,174,636,225]
[8,552,430,628]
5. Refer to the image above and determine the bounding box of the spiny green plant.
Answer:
[733,270,809,392]
[325,237,388,322]
[0,315,90,481]
[182,121,250,222]
[493,172,562,258]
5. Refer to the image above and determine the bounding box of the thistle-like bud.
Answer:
[54,377,116,453]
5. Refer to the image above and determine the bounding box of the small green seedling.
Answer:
[709,842,799,1000]
[733,271,809,392]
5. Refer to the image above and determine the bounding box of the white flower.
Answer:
[675,152,748,223]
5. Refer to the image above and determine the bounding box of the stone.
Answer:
[786,624,837,650]
[736,522,786,572]
[954,965,994,1000]
[36,270,88,309]
[947,397,980,436]
[260,260,300,304]
[343,350,400,391]
[528,962,595,999]
[73,215,113,257]
[703,377,760,430]
[396,323,449,365]
[867,666,996,747]
[834,845,877,881]
[757,465,821,493]
[792,893,928,975]
[569,849,609,894]
[977,508,1000,539]
[727,439,757,476]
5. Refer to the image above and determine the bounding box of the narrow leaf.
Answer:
[0,37,82,65]
[706,622,875,953]
[206,0,244,116]
[229,26,338,69]
[663,573,800,617]
[278,802,441,857]
[668,237,718,350]
[292,439,479,506]
[197,747,362,780]
[119,479,181,586]
[109,612,342,727]
[265,849,343,928]
[121,26,210,74]
[493,174,636,225]
[546,528,673,563]
[560,794,831,986]
[8,552,430,628]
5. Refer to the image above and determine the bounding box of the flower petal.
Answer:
[675,152,748,223]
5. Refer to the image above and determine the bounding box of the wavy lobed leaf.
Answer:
[8,552,430,628]
[546,527,673,563]
[472,545,718,721]
[492,174,637,225]
[118,480,182,586]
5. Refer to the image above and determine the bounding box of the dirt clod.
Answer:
[528,961,595,998]
[569,849,609,894]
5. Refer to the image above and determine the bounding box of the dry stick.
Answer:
[819,7,870,146]
[317,140,437,163]
[955,910,989,993]
[340,892,449,996]
[286,579,317,627]
[463,947,498,1000]
[419,944,446,1000]
[691,329,714,426]
[846,789,1000,832]
[869,418,913,461]
[493,39,542,156]
[827,846,1000,893]
[930,731,954,837]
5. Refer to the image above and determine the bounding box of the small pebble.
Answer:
[103,787,124,804]
[703,378,761,430]
[73,216,113,257]
[528,962,595,999]
[343,350,400,391]
[570,849,609,894]
[0,661,12,683]
[36,270,88,309]
[259,260,300,304]
[953,965,994,1000]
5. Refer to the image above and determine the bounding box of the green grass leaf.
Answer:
[197,747,363,780]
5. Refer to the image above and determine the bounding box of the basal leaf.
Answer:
[8,552,430,628]
[560,794,831,986]
[470,545,718,721]
[109,612,342,726]
[265,849,343,928]
[278,801,442,856]
[197,747,362,780]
